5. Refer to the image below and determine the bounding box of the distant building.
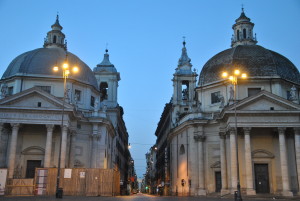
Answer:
[155,9,300,197]
[0,16,130,191]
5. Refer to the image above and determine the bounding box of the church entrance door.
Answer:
[254,164,270,193]
[26,160,41,178]
[215,171,221,192]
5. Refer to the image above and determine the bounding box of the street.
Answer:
[0,193,298,201]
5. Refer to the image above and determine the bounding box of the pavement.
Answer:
[0,193,299,201]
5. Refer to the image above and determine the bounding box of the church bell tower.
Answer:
[172,40,197,124]
[93,49,120,108]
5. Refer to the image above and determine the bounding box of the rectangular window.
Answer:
[36,86,51,93]
[90,96,95,107]
[211,91,221,104]
[248,88,261,97]
[7,87,13,95]
[74,89,81,101]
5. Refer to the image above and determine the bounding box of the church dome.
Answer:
[199,9,300,86]
[199,45,300,86]
[1,15,98,89]
[2,47,99,89]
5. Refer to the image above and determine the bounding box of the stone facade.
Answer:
[0,16,130,190]
[156,10,300,197]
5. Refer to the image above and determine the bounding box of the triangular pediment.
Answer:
[226,90,300,111]
[0,87,73,110]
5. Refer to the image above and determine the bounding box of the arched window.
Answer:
[237,30,240,40]
[53,35,57,43]
[243,29,247,39]
[179,144,185,155]
[100,82,108,101]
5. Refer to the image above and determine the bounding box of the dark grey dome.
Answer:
[2,47,98,89]
[199,45,300,85]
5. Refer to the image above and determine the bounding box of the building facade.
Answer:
[156,9,300,197]
[0,16,131,189]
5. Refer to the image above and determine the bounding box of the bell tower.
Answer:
[231,8,257,47]
[172,39,197,123]
[93,49,120,108]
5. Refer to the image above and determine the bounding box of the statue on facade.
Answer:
[219,94,225,108]
[74,93,79,110]
[0,82,8,99]
[197,101,202,112]
[289,85,297,101]
[94,98,99,112]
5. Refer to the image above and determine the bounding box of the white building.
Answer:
[0,16,130,186]
[164,9,300,197]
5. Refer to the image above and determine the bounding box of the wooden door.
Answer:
[254,164,270,193]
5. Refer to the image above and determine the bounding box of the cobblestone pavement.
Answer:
[0,193,298,201]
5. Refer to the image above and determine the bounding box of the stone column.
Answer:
[294,128,300,194]
[0,123,3,141]
[229,128,237,193]
[194,134,206,195]
[8,123,20,178]
[219,132,229,195]
[0,123,4,167]
[60,125,68,168]
[44,124,54,167]
[278,127,293,196]
[91,123,98,168]
[69,130,77,168]
[243,127,255,195]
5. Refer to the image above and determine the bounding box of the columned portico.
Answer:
[60,125,68,168]
[8,123,20,178]
[278,127,293,196]
[243,127,255,195]
[294,127,300,194]
[44,124,54,167]
[219,132,229,195]
[194,134,206,195]
[229,128,237,193]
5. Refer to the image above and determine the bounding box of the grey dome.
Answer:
[2,47,98,89]
[199,45,300,86]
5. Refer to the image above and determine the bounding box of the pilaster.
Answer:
[219,131,229,195]
[194,134,206,195]
[278,127,293,196]
[293,127,300,195]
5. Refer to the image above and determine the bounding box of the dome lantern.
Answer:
[43,15,66,50]
[231,8,257,47]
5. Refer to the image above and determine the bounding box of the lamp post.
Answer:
[222,70,247,201]
[53,54,78,198]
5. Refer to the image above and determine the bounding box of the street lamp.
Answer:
[53,54,78,198]
[222,69,247,201]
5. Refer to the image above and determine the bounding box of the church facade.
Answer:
[155,10,300,197]
[0,16,131,189]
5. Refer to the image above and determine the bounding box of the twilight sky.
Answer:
[0,0,299,178]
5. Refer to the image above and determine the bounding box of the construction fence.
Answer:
[4,168,120,196]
